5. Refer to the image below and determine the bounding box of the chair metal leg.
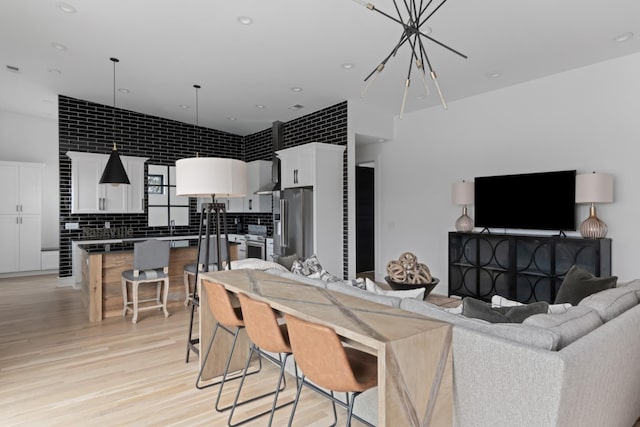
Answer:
[195,324,263,392]
[287,373,306,427]
[185,298,198,363]
[227,349,294,427]
[183,271,191,306]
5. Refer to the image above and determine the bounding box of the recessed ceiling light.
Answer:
[613,32,634,43]
[423,26,432,35]
[237,16,253,25]
[51,42,68,51]
[179,104,189,109]
[6,65,20,73]
[48,67,62,74]
[290,87,303,92]
[377,138,386,142]
[487,71,502,78]
[57,2,76,13]
[227,117,238,121]
[288,104,304,111]
[42,99,54,104]
[118,88,130,94]
[255,104,265,109]
[415,94,426,100]
[341,63,355,70]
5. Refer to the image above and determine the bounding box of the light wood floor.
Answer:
[2,274,639,427]
[0,274,364,426]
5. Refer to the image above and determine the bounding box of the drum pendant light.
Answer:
[99,57,130,185]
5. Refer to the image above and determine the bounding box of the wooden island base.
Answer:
[80,244,237,322]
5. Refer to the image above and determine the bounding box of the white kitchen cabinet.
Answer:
[276,143,344,190]
[0,161,43,273]
[216,160,272,213]
[66,151,148,214]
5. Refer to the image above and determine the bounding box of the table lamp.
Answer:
[575,172,613,239]
[452,180,474,232]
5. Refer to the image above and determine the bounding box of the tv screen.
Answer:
[474,170,576,231]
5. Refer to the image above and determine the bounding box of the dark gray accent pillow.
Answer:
[554,265,617,305]
[275,254,299,271]
[463,297,549,323]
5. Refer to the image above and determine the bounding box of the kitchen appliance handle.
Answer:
[280,198,288,248]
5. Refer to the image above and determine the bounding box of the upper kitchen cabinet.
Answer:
[66,151,148,214]
[277,143,345,190]
[244,160,272,213]
[216,160,272,213]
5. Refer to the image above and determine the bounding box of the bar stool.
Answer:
[285,314,378,427]
[228,293,297,426]
[183,237,227,306]
[121,239,170,324]
[197,280,267,410]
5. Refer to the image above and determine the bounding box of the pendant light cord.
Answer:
[110,58,119,150]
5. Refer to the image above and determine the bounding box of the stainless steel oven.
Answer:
[245,234,266,260]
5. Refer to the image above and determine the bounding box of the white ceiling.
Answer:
[1,0,639,136]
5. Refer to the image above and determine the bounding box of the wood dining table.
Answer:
[198,269,452,427]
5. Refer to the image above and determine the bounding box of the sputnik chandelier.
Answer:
[352,0,467,117]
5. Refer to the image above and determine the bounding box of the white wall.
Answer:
[363,52,640,293]
[0,110,59,249]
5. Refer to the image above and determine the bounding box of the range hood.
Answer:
[255,120,284,195]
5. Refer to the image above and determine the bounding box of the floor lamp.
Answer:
[176,157,247,362]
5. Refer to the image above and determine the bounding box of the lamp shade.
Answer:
[575,172,613,204]
[175,157,247,197]
[452,181,474,205]
[99,146,130,185]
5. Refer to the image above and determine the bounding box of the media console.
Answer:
[448,232,612,303]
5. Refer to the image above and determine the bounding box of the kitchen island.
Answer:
[77,237,237,322]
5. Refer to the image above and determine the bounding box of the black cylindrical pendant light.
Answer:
[99,57,130,185]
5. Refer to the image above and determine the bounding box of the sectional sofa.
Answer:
[232,260,640,426]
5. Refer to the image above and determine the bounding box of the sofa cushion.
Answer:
[463,297,548,323]
[523,306,603,349]
[400,298,560,350]
[491,295,572,314]
[618,279,640,300]
[554,265,617,305]
[578,286,638,322]
[364,278,424,300]
[274,254,298,271]
[291,254,323,276]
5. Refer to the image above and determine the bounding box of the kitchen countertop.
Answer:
[75,235,239,254]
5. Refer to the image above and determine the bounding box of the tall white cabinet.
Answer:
[276,143,345,276]
[0,161,43,273]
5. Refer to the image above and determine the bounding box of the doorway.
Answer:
[356,164,374,277]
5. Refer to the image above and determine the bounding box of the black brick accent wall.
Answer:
[58,96,348,279]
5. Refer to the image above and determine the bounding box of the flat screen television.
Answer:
[474,170,576,231]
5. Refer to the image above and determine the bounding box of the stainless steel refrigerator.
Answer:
[272,188,313,260]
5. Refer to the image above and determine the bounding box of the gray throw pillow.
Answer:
[275,254,299,271]
[554,265,617,305]
[463,297,549,323]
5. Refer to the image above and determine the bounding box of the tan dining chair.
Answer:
[284,314,378,427]
[227,293,297,426]
[196,280,265,410]
[121,239,170,324]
